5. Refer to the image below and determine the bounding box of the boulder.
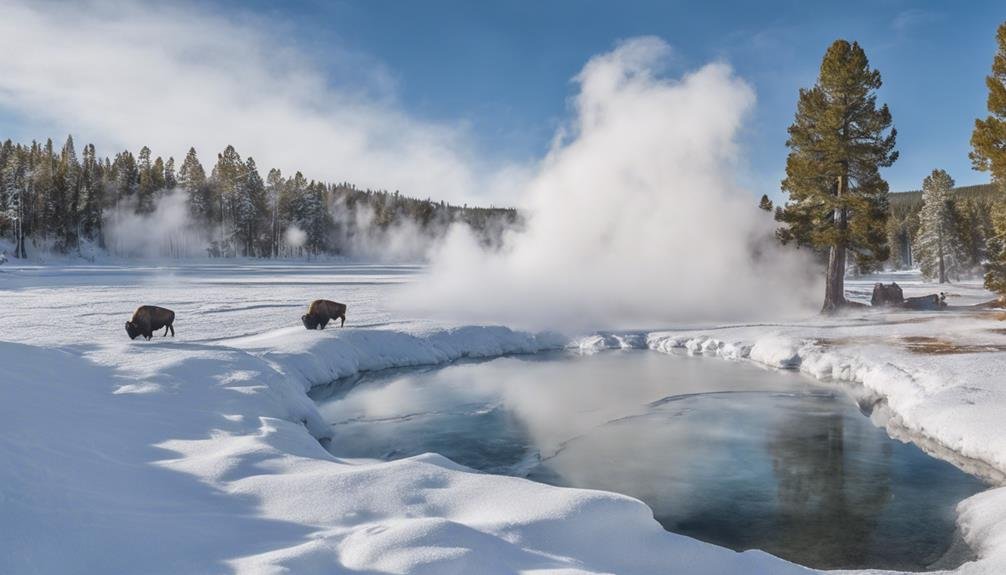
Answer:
[871,282,904,307]
[903,294,943,311]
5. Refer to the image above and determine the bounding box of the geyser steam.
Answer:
[405,37,820,329]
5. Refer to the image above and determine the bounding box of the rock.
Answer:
[903,294,943,310]
[871,282,904,307]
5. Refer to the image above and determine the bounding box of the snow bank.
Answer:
[228,325,566,391]
[0,326,812,575]
[5,265,1006,574]
[639,323,1006,575]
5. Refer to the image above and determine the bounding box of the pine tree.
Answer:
[758,194,773,211]
[136,146,156,214]
[164,157,177,189]
[986,204,1006,295]
[152,157,166,192]
[914,170,966,283]
[303,181,331,254]
[112,150,138,207]
[232,157,266,256]
[972,22,1006,297]
[178,148,208,224]
[32,139,63,247]
[0,141,9,240]
[280,171,308,256]
[265,168,284,257]
[211,145,245,256]
[2,148,27,258]
[971,22,1006,184]
[776,40,898,312]
[58,135,81,250]
[954,197,992,269]
[79,143,103,246]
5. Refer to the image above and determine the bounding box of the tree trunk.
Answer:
[937,231,947,283]
[17,227,27,259]
[822,243,847,312]
[822,172,849,313]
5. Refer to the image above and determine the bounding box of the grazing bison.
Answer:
[125,305,176,340]
[302,299,347,330]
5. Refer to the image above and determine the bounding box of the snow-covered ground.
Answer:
[1,263,1004,574]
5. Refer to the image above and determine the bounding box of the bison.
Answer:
[125,305,176,340]
[302,299,347,330]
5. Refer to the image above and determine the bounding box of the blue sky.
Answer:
[1,1,1003,202]
[228,0,1003,198]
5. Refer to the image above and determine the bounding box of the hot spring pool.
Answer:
[309,350,988,571]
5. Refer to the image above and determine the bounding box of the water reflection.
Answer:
[765,399,892,568]
[310,350,987,571]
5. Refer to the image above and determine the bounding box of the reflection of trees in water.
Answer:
[766,397,892,569]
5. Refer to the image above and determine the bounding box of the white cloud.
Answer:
[892,9,942,35]
[0,0,502,204]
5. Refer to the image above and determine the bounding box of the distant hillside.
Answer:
[889,182,999,209]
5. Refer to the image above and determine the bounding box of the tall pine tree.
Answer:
[971,22,1006,297]
[164,157,177,189]
[136,146,156,214]
[178,148,208,225]
[58,135,81,250]
[776,40,897,312]
[971,22,1006,184]
[265,168,284,257]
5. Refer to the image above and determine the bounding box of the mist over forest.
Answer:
[0,136,519,261]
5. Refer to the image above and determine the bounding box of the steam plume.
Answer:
[404,38,820,330]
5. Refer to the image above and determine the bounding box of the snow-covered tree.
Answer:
[178,148,208,223]
[231,157,267,256]
[265,168,284,257]
[58,135,81,250]
[2,149,27,257]
[164,157,177,189]
[79,143,103,246]
[112,150,138,206]
[914,169,966,283]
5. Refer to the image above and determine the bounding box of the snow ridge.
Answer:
[573,328,1006,574]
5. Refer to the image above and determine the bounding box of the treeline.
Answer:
[765,174,996,283]
[886,182,997,280]
[0,136,518,259]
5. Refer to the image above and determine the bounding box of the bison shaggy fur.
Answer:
[302,299,347,330]
[125,305,176,340]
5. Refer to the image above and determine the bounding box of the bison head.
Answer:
[125,321,141,340]
[302,313,320,330]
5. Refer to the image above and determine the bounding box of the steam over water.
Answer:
[311,351,988,571]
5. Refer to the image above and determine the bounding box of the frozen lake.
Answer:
[311,350,989,571]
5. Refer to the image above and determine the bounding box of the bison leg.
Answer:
[319,317,329,329]
[163,325,170,337]
[169,324,175,337]
[340,315,345,327]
